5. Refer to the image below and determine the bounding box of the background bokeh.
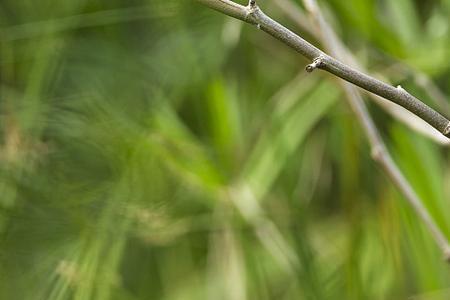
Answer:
[1,0,450,299]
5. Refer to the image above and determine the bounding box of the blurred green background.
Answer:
[1,0,450,299]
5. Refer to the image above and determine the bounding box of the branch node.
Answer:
[444,121,450,136]
[370,145,385,161]
[306,56,325,73]
[444,247,450,263]
[245,0,259,22]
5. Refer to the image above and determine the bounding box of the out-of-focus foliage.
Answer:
[1,0,450,299]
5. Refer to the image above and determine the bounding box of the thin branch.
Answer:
[195,0,450,138]
[300,0,450,261]
[196,0,450,261]
[291,0,450,260]
[273,0,450,146]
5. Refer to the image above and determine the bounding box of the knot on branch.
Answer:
[370,145,386,161]
[306,56,325,73]
[245,0,260,24]
[444,247,450,263]
[396,85,406,93]
[444,121,450,136]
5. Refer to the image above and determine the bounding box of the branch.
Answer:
[196,0,450,261]
[195,0,450,138]
[300,0,450,261]
[273,0,450,146]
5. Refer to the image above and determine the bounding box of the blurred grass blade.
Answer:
[243,79,339,200]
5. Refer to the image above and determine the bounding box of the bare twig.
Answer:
[273,0,450,146]
[195,0,450,138]
[301,0,450,261]
[196,0,450,260]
